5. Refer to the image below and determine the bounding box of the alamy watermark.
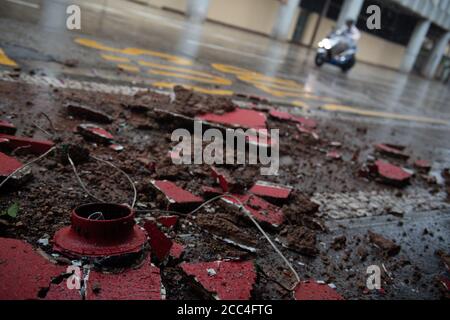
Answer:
[170,121,279,176]
[366,265,382,290]
[66,5,81,30]
[366,5,381,30]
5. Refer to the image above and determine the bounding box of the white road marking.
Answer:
[6,0,40,9]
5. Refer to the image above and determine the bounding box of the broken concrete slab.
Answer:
[109,144,124,152]
[371,160,412,186]
[0,152,31,187]
[180,260,256,300]
[0,237,65,300]
[157,215,178,229]
[197,108,267,130]
[368,231,401,256]
[211,166,234,192]
[196,214,258,252]
[143,220,173,263]
[0,120,17,135]
[202,186,223,198]
[45,280,83,300]
[269,109,317,129]
[169,242,185,260]
[326,150,342,160]
[86,257,162,300]
[296,125,319,140]
[294,280,344,300]
[67,102,113,124]
[0,151,22,177]
[77,124,114,144]
[151,180,203,212]
[414,159,431,172]
[222,194,284,228]
[249,181,292,204]
[0,134,55,155]
[374,144,409,160]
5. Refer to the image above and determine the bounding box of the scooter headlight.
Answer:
[318,39,332,50]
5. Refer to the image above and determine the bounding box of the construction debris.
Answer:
[180,260,256,300]
[294,280,344,300]
[77,124,114,144]
[0,134,55,155]
[151,180,203,212]
[0,119,17,135]
[368,231,401,256]
[374,143,410,160]
[67,102,113,124]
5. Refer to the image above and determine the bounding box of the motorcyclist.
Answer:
[337,19,361,47]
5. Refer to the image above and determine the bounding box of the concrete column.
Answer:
[336,0,364,28]
[271,0,301,41]
[186,0,210,23]
[422,31,450,79]
[400,19,431,73]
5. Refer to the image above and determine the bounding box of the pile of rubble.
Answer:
[0,83,449,300]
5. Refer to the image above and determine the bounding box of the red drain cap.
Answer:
[53,203,146,258]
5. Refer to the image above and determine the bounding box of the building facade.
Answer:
[142,0,450,79]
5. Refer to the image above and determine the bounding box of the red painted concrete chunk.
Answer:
[151,180,203,205]
[202,185,224,198]
[0,120,17,135]
[295,280,344,300]
[0,238,65,300]
[67,102,113,124]
[181,260,256,300]
[0,152,22,177]
[211,167,232,192]
[170,242,185,260]
[270,109,317,129]
[223,194,284,228]
[157,215,178,228]
[326,150,342,160]
[77,124,114,144]
[86,257,162,300]
[375,160,412,183]
[414,159,431,171]
[45,281,83,300]
[249,181,292,201]
[296,124,319,140]
[0,134,54,155]
[375,143,409,159]
[144,221,173,262]
[198,108,267,129]
[269,109,292,121]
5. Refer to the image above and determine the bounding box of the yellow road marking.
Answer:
[117,64,140,72]
[140,60,231,85]
[292,100,310,110]
[0,48,17,67]
[153,81,233,96]
[101,54,131,63]
[322,104,449,125]
[75,38,193,66]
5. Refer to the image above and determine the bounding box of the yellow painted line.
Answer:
[101,54,130,63]
[152,81,233,96]
[140,60,232,85]
[148,69,231,85]
[322,104,449,125]
[75,38,193,66]
[292,100,310,110]
[117,64,140,72]
[0,48,17,67]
